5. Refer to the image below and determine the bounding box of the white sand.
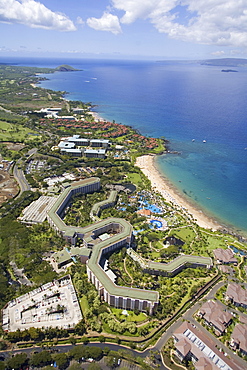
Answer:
[88,111,105,121]
[136,154,221,231]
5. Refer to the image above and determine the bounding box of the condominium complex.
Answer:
[58,135,110,158]
[47,177,159,314]
[173,321,243,370]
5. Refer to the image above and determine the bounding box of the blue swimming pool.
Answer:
[150,220,163,228]
[139,199,163,214]
[229,245,246,256]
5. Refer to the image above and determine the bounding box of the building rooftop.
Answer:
[58,141,75,149]
[90,139,110,143]
[61,148,82,154]
[84,149,106,154]
[198,300,232,334]
[47,177,101,233]
[19,196,58,224]
[226,283,247,307]
[231,324,247,354]
[91,190,118,215]
[148,254,212,273]
[174,321,243,370]
[213,248,237,264]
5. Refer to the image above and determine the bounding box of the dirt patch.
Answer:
[0,169,19,205]
[3,142,25,151]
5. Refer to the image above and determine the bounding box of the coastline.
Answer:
[89,107,221,231]
[136,154,221,231]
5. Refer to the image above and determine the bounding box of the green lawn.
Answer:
[172,227,196,242]
[110,307,147,323]
[80,296,89,316]
[126,172,143,185]
[204,235,227,251]
[0,120,41,141]
[150,251,161,259]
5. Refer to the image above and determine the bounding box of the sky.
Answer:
[0,0,247,60]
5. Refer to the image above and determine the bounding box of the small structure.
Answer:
[197,300,232,336]
[164,236,185,247]
[213,248,237,265]
[137,208,152,217]
[53,247,91,269]
[230,324,247,356]
[218,265,233,274]
[61,148,82,157]
[225,283,247,309]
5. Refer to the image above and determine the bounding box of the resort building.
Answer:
[225,283,247,309]
[91,190,118,217]
[47,177,101,245]
[18,196,58,225]
[84,149,106,159]
[230,324,247,356]
[41,178,212,315]
[53,247,92,270]
[173,321,243,370]
[127,248,212,277]
[46,178,159,314]
[213,248,238,265]
[197,300,232,336]
[66,135,110,148]
[58,135,110,158]
[61,148,83,157]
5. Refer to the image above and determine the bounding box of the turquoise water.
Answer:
[4,57,246,235]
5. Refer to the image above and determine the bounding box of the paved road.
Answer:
[13,162,30,195]
[0,342,166,370]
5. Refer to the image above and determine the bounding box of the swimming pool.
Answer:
[229,245,246,256]
[139,200,163,214]
[150,220,163,228]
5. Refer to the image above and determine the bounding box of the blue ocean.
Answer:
[3,57,247,235]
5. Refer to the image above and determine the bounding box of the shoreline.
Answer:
[136,154,222,231]
[89,107,223,232]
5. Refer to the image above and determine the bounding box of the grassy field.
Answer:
[80,296,89,316]
[172,227,196,242]
[0,120,41,141]
[111,307,147,323]
[126,172,143,186]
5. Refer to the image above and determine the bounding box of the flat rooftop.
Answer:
[19,196,58,224]
[2,276,82,332]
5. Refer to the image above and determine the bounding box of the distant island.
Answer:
[55,64,80,72]
[201,58,247,67]
[221,69,238,73]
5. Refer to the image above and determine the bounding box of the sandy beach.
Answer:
[88,111,104,121]
[136,154,221,231]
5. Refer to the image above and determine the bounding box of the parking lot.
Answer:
[2,275,82,332]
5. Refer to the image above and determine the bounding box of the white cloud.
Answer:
[76,16,84,26]
[211,50,225,56]
[87,12,122,34]
[108,0,247,48]
[0,0,76,31]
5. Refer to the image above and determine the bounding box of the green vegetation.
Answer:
[111,308,147,322]
[0,63,247,364]
[0,119,41,142]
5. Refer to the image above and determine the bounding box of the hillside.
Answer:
[55,64,80,72]
[200,58,247,67]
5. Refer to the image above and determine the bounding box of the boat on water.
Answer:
[203,140,206,143]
